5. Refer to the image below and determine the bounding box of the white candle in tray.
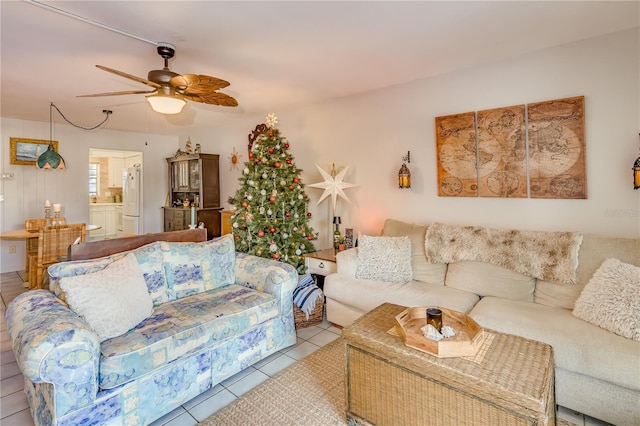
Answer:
[53,204,61,213]
[45,199,51,207]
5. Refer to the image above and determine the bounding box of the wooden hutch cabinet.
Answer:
[163,153,222,239]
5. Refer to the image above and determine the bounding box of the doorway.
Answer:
[88,148,143,239]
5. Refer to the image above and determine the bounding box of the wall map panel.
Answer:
[435,96,585,199]
[435,112,478,197]
[528,96,586,199]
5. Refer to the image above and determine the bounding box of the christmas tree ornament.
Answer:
[258,230,265,237]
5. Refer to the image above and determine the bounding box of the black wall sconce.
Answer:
[398,151,411,189]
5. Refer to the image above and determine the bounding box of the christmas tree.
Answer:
[228,114,316,274]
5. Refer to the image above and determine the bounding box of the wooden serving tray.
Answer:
[395,306,485,358]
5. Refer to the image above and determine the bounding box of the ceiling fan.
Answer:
[78,43,238,114]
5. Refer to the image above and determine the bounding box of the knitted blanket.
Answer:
[425,223,583,284]
[293,274,323,319]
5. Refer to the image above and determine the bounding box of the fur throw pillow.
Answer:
[572,258,640,341]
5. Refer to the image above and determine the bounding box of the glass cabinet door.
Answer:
[189,160,200,190]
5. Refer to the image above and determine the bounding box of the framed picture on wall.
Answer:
[10,137,57,166]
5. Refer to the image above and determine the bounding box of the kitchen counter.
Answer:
[90,203,123,206]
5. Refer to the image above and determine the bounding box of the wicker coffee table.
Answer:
[343,303,555,426]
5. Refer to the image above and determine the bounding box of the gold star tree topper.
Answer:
[308,164,357,213]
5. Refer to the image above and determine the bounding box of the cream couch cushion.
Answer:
[445,261,535,302]
[470,297,640,392]
[383,218,447,285]
[535,234,640,309]
[324,274,479,317]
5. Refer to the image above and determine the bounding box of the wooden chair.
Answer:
[30,223,85,289]
[24,217,66,275]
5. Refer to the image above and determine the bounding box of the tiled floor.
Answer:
[1,270,612,426]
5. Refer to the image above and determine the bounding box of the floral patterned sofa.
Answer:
[5,234,298,425]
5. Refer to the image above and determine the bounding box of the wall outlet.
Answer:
[9,246,16,254]
[0,172,14,180]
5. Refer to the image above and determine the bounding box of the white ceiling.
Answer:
[1,1,638,136]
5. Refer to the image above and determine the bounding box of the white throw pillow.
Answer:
[572,258,640,341]
[60,253,154,342]
[355,235,412,282]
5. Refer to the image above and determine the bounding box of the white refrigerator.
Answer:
[122,167,141,235]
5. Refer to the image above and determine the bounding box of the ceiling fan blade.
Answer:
[170,74,230,92]
[96,65,162,89]
[178,91,238,107]
[78,89,157,98]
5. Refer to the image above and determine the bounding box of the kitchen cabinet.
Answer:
[90,204,121,240]
[109,158,125,187]
[163,153,221,239]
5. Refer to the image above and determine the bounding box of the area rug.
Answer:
[200,337,581,426]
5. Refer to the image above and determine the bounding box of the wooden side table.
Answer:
[304,248,337,290]
[221,210,234,235]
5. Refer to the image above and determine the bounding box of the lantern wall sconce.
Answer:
[398,151,411,189]
[634,133,640,190]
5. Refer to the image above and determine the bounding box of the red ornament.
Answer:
[293,178,299,183]
[270,227,276,233]
[285,143,290,149]
[289,185,294,189]
[285,211,291,217]
[274,162,281,168]
[242,202,248,208]
[273,253,280,260]
[255,157,260,163]
[248,152,253,158]
[234,235,240,240]
[258,231,265,237]
[307,235,314,240]
[269,196,276,202]
[268,147,274,154]
[286,159,292,164]
[307,212,312,217]
[269,131,274,137]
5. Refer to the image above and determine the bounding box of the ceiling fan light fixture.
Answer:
[147,94,186,114]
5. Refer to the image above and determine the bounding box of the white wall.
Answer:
[0,118,178,272]
[2,29,637,272]
[192,28,640,249]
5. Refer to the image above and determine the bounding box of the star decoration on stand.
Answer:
[308,164,358,213]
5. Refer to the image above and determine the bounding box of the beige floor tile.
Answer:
[0,408,34,426]
[0,390,29,418]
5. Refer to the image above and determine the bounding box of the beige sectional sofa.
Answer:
[324,219,640,426]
